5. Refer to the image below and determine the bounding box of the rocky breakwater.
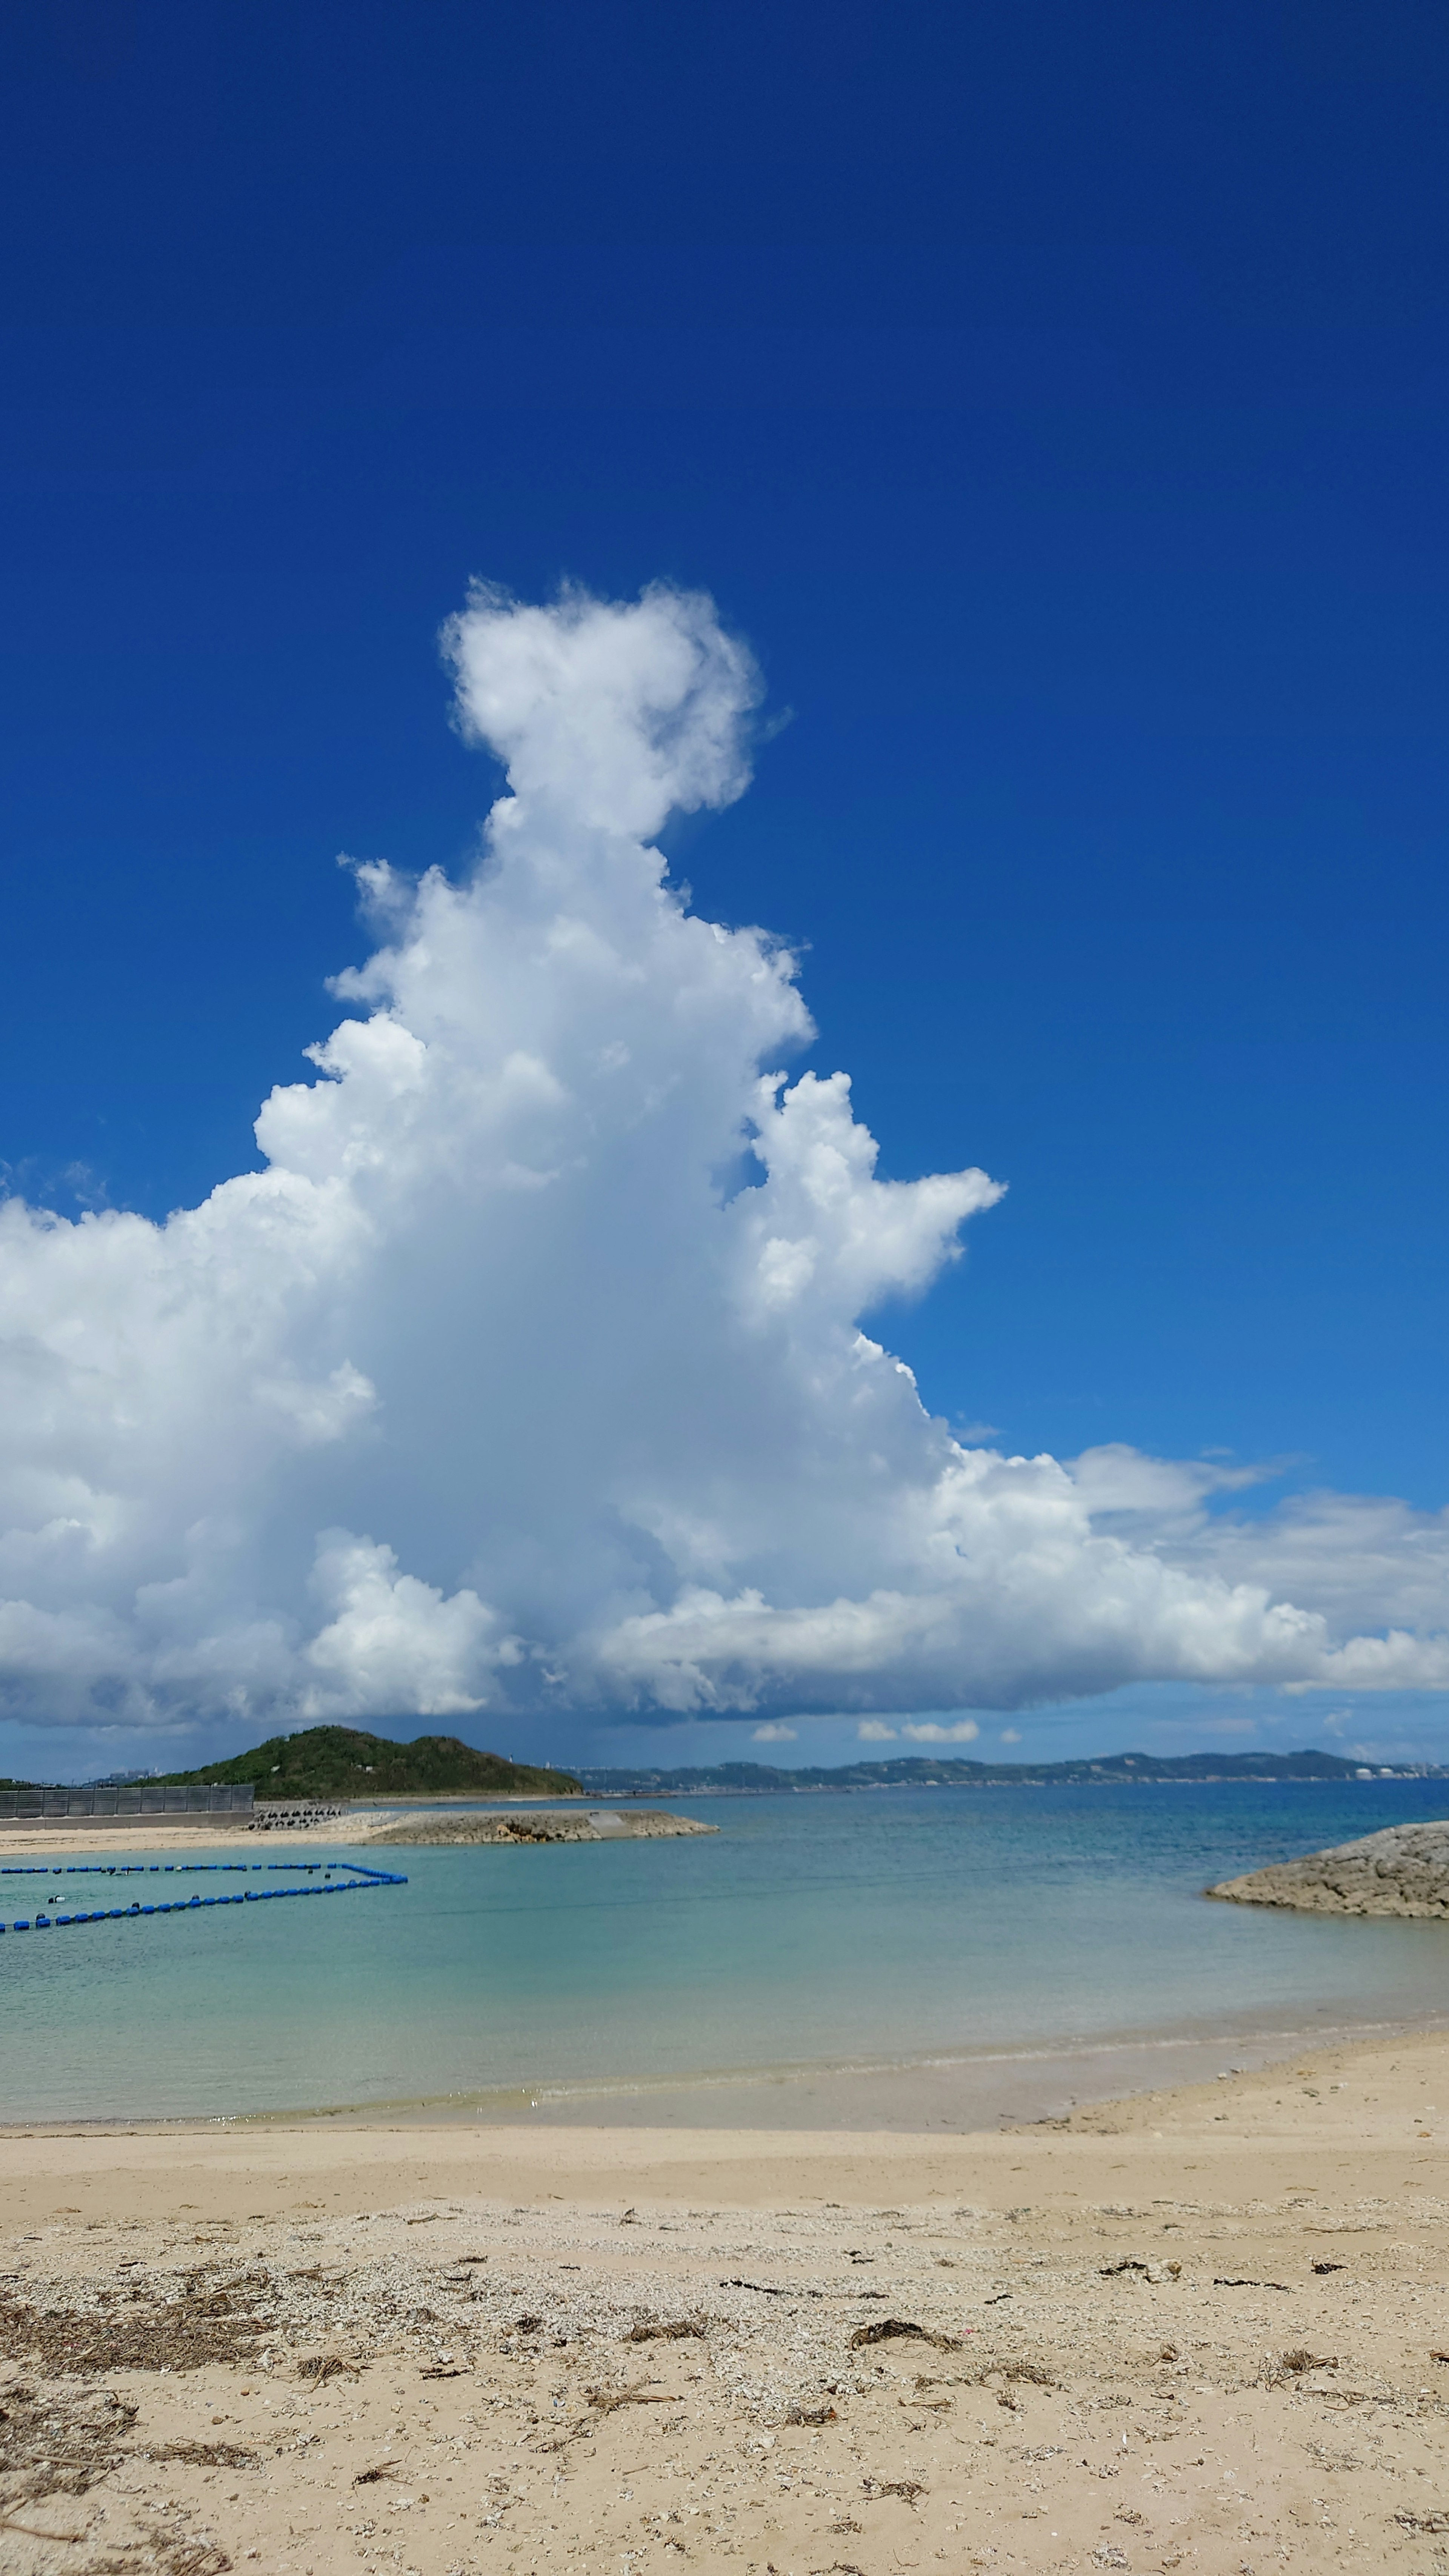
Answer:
[1209,1819,1449,1917]
[369,1806,718,1847]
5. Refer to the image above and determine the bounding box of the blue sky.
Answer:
[2,0,1448,1777]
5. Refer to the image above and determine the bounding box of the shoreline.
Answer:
[8,2001,1449,2143]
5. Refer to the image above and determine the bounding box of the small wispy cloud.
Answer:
[902,1720,980,1744]
[751,1720,798,1742]
[857,1720,897,1741]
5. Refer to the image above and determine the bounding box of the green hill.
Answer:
[157,1726,582,1802]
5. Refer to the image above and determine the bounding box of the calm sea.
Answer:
[5,1781,1449,2127]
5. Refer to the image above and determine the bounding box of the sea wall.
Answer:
[1209,1819,1449,1917]
[368,1807,717,1847]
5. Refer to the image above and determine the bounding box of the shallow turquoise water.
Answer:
[5,1781,1449,2123]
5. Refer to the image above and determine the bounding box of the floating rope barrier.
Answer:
[0,1856,406,1935]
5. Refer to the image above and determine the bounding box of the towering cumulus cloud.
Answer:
[3,581,1448,1740]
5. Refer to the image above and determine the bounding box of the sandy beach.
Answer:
[0,1810,708,1863]
[2,2024,1448,2576]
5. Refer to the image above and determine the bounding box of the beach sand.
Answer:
[3,2028,1449,2573]
[0,1819,389,1860]
[0,1809,707,1862]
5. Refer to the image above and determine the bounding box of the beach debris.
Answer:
[983,2291,1012,2304]
[849,2317,959,2351]
[419,2362,469,2378]
[295,2351,362,2382]
[138,2437,260,2468]
[1312,2260,1347,2274]
[861,2475,925,2507]
[585,2381,675,2415]
[0,2282,272,2376]
[0,2382,137,2500]
[1100,2258,1151,2277]
[1280,2347,1339,2373]
[721,2277,823,2299]
[1395,2509,1449,2535]
[976,2358,1056,2388]
[625,2318,706,2342]
[353,2461,403,2485]
[1212,2277,1289,2291]
[783,2400,839,2424]
[1431,2349,1449,2364]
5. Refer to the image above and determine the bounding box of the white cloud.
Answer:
[857,1721,898,1741]
[999,1728,1021,1744]
[751,1720,798,1743]
[901,1719,980,1744]
[2,577,1449,1739]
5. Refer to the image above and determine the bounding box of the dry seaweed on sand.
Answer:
[586,2383,674,2415]
[137,2438,260,2468]
[0,2282,273,2376]
[861,2475,925,2506]
[294,2350,363,2384]
[74,2534,231,2576]
[624,2317,706,2342]
[849,2316,958,2351]
[0,2383,137,2501]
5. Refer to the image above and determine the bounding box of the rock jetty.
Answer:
[1209,1819,1449,1917]
[369,1807,717,1847]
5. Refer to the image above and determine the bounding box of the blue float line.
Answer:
[0,1856,406,1936]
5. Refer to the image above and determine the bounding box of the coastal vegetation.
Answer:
[155,1725,582,1801]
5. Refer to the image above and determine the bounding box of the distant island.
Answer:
[575,1747,1438,1793]
[152,1725,583,1802]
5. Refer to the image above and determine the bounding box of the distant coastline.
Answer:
[575,1746,1444,1794]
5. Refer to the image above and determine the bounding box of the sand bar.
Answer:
[3,2027,1449,2573]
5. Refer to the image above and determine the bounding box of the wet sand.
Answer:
[2,2025,1449,2574]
